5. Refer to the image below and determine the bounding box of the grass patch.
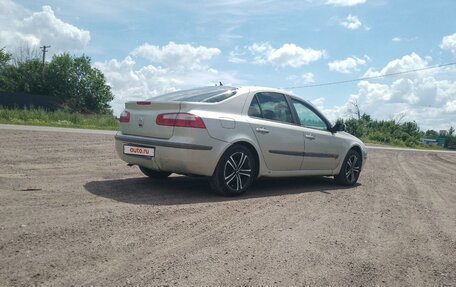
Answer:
[0,108,118,130]
[362,138,446,150]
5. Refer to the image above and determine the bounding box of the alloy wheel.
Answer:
[223,152,252,191]
[345,154,360,184]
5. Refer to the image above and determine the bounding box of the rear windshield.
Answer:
[148,86,237,103]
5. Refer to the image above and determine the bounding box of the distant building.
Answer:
[420,138,438,146]
[436,136,447,147]
[433,130,448,147]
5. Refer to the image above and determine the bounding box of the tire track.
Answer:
[1,129,455,286]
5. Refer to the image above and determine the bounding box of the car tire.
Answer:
[210,145,256,196]
[139,166,171,179]
[334,149,362,186]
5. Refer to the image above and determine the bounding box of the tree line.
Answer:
[336,110,456,149]
[0,47,113,114]
[1,47,455,148]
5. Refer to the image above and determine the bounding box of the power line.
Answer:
[283,61,456,90]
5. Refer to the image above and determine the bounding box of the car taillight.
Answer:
[119,110,130,123]
[156,113,206,129]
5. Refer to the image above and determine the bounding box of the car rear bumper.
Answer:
[115,132,226,176]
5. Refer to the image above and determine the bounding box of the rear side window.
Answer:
[249,93,294,124]
[149,86,237,103]
[248,96,262,118]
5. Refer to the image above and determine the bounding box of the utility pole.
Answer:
[40,45,51,65]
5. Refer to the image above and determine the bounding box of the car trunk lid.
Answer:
[120,101,181,139]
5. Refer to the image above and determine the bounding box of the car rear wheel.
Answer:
[210,145,256,196]
[139,166,171,179]
[334,149,361,186]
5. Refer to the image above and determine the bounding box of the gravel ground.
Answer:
[0,127,455,286]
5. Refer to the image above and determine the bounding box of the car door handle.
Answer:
[255,127,270,134]
[305,134,315,140]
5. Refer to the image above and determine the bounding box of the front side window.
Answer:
[292,99,328,130]
[249,93,293,124]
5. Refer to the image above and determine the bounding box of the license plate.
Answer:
[123,145,155,157]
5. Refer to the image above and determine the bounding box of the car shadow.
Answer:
[84,175,360,206]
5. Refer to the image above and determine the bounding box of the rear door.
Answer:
[247,92,305,171]
[290,98,341,171]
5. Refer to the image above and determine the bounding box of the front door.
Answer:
[290,99,340,171]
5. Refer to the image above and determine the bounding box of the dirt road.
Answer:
[0,127,455,286]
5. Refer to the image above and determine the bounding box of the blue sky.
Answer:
[2,0,456,130]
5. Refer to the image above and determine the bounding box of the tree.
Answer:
[45,53,113,114]
[347,98,362,120]
[361,113,371,122]
[11,45,41,66]
[424,129,439,139]
[444,134,456,149]
[449,126,455,136]
[0,48,14,92]
[344,118,365,138]
[1,47,113,114]
[15,59,46,94]
[0,47,11,67]
[1,57,45,94]
[393,112,406,125]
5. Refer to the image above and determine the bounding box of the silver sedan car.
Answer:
[115,86,367,196]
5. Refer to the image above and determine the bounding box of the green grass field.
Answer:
[361,138,446,150]
[0,108,118,130]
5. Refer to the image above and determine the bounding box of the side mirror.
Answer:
[332,122,346,133]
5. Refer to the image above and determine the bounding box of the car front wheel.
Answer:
[210,145,256,196]
[334,149,361,186]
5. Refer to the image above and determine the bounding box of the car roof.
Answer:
[148,85,304,103]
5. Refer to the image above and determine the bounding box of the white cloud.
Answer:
[95,43,241,115]
[286,72,315,85]
[315,53,456,129]
[247,42,325,68]
[363,52,428,78]
[440,32,456,54]
[310,97,326,110]
[326,0,366,7]
[343,53,456,130]
[340,14,362,30]
[247,42,275,64]
[328,56,367,73]
[0,1,90,54]
[445,100,456,112]
[392,36,418,43]
[228,46,247,63]
[131,42,221,70]
[301,72,315,84]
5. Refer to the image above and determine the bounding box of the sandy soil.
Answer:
[0,128,455,286]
